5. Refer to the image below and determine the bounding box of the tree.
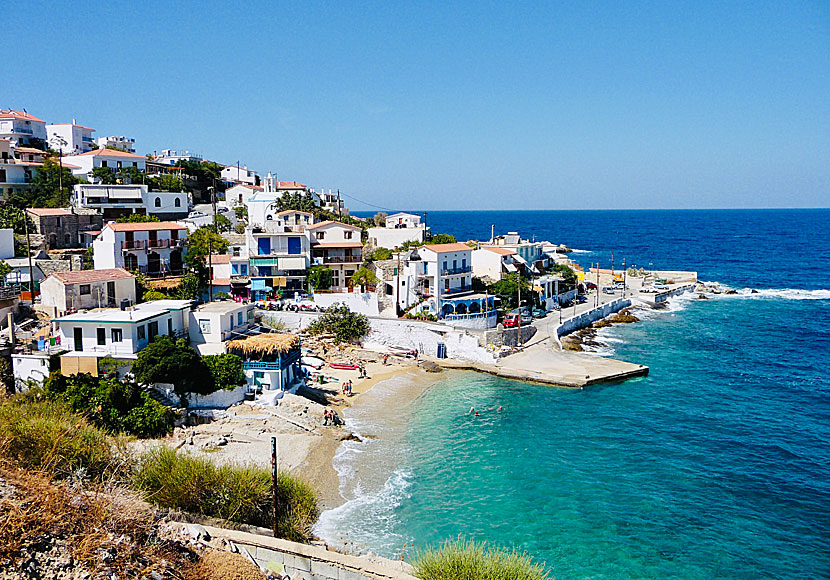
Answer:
[0,205,33,234]
[203,354,246,391]
[552,264,578,290]
[373,212,388,226]
[308,266,333,291]
[350,267,378,292]
[234,205,248,220]
[11,157,79,208]
[428,233,457,245]
[0,261,13,282]
[187,226,229,264]
[489,272,531,311]
[83,246,94,270]
[370,247,392,261]
[176,272,202,300]
[131,336,215,405]
[116,213,160,223]
[306,304,370,344]
[215,213,232,233]
[148,173,186,192]
[91,166,118,184]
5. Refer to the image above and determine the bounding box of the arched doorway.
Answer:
[468,301,481,313]
[124,253,138,271]
[441,304,454,317]
[455,303,468,314]
[147,252,161,275]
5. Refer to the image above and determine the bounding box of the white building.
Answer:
[0,139,38,198]
[226,183,263,208]
[46,121,96,154]
[63,149,147,181]
[73,183,188,220]
[367,212,428,249]
[11,353,52,391]
[39,268,136,315]
[152,149,202,165]
[225,333,303,393]
[308,221,363,292]
[96,136,136,153]
[222,164,258,185]
[0,109,47,146]
[471,246,522,282]
[317,189,347,215]
[248,211,313,298]
[0,228,14,259]
[489,232,545,272]
[188,301,255,352]
[93,221,187,276]
[52,300,194,359]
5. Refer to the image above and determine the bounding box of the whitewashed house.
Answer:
[96,136,135,153]
[93,222,187,276]
[225,333,303,393]
[63,148,147,182]
[308,221,363,292]
[0,139,39,198]
[0,109,47,146]
[46,121,96,154]
[39,268,136,314]
[367,212,428,249]
[489,232,545,272]
[472,246,521,282]
[226,183,263,208]
[248,211,313,298]
[73,183,188,220]
[188,301,255,352]
[152,149,202,165]
[222,164,258,185]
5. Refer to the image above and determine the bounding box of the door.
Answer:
[258,237,271,255]
[73,328,83,352]
[106,281,115,306]
[148,230,158,248]
[147,252,160,275]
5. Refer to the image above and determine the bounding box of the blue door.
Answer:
[258,237,271,255]
[287,236,301,255]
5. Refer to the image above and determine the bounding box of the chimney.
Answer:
[72,118,76,125]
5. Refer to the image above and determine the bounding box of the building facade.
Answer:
[46,122,96,154]
[308,221,363,292]
[367,212,428,249]
[73,183,188,220]
[248,212,313,298]
[63,148,147,181]
[93,222,187,276]
[27,207,103,249]
[39,268,136,314]
[0,110,47,146]
[96,136,136,153]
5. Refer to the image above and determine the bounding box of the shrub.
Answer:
[131,336,215,404]
[133,448,319,542]
[203,353,246,391]
[0,398,121,480]
[414,538,549,580]
[306,304,370,344]
[308,265,333,290]
[371,247,392,261]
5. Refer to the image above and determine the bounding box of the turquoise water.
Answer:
[321,210,830,579]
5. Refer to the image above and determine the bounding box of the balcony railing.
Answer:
[442,287,473,297]
[15,128,33,135]
[122,240,146,250]
[121,239,185,250]
[441,266,472,276]
[320,255,362,264]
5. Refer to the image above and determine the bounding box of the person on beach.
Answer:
[323,409,330,426]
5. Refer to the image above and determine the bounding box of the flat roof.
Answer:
[54,308,165,324]
[193,301,250,314]
[134,299,195,312]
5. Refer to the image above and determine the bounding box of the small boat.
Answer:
[302,356,325,369]
[388,345,417,357]
[329,362,360,370]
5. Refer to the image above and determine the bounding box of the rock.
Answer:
[751,289,759,294]
[726,289,738,295]
[697,294,709,300]
[185,524,211,542]
[216,437,228,446]
[150,571,164,580]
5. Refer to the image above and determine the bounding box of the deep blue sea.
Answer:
[321,210,830,579]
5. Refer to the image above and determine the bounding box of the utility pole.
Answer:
[271,436,278,537]
[517,271,522,348]
[337,189,342,220]
[208,238,214,302]
[395,251,402,316]
[596,263,600,307]
[24,218,34,304]
[623,258,627,299]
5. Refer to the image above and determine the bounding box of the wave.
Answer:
[569,248,592,254]
[698,283,830,301]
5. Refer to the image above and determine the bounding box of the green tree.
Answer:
[116,213,160,223]
[148,173,186,192]
[203,354,246,391]
[370,247,392,261]
[234,205,248,220]
[373,211,387,226]
[350,267,378,292]
[306,304,371,344]
[176,272,203,300]
[0,205,33,234]
[83,246,94,270]
[187,226,229,263]
[215,213,232,233]
[131,336,215,405]
[489,272,531,311]
[308,266,333,291]
[11,157,79,208]
[552,264,578,290]
[0,261,13,282]
[91,166,118,184]
[427,233,457,245]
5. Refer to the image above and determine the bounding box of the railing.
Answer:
[122,240,146,250]
[444,310,497,321]
[82,136,94,142]
[244,361,280,370]
[321,255,362,264]
[442,287,473,297]
[441,266,471,276]
[260,223,307,233]
[121,239,184,250]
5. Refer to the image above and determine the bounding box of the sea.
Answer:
[316,209,830,580]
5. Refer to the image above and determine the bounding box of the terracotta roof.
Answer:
[275,210,313,217]
[61,163,82,170]
[49,268,134,284]
[14,146,45,154]
[306,220,361,230]
[483,246,517,256]
[311,241,364,248]
[421,243,472,253]
[228,184,263,191]
[274,181,307,189]
[208,254,232,264]
[0,109,45,123]
[48,122,95,131]
[27,208,71,217]
[72,148,144,158]
[106,221,186,232]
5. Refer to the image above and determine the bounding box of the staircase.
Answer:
[142,385,180,408]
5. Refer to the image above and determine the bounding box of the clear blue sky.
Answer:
[4,1,828,210]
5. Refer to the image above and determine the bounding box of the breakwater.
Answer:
[556,298,632,339]
[654,284,696,303]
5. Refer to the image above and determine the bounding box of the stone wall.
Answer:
[199,524,418,580]
[654,284,696,303]
[556,298,631,337]
[483,325,538,348]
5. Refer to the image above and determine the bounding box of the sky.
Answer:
[3,1,828,210]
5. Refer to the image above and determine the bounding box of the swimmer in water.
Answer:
[497,405,503,411]
[469,407,475,414]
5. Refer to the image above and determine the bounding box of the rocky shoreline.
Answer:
[562,308,641,352]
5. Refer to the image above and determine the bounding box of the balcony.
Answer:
[122,240,146,250]
[320,254,362,264]
[441,266,472,276]
[82,136,94,142]
[121,239,185,251]
[14,128,33,135]
[442,287,473,298]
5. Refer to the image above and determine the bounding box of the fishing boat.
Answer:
[329,362,360,370]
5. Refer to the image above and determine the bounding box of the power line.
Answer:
[335,190,395,212]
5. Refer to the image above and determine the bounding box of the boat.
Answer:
[329,362,360,370]
[301,356,325,369]
[388,345,417,357]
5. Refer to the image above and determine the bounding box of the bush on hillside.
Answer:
[133,447,319,542]
[44,372,173,438]
[203,353,246,391]
[414,538,549,580]
[306,303,370,344]
[0,398,122,480]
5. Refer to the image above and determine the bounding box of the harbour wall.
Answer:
[198,524,417,580]
[654,284,696,303]
[556,298,631,338]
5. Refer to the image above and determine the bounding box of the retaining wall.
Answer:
[483,325,538,348]
[312,292,380,317]
[198,524,417,580]
[654,284,696,304]
[556,298,631,337]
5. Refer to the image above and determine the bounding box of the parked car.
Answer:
[654,282,669,291]
[575,295,588,304]
[531,307,547,319]
[502,313,521,328]
[602,286,617,295]
[640,286,658,294]
[585,281,598,290]
[613,281,629,289]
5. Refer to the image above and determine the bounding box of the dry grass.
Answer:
[226,333,300,356]
[192,549,265,580]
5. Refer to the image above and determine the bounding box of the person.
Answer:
[382,353,389,366]
[323,409,330,426]
[469,407,475,414]
[497,405,503,412]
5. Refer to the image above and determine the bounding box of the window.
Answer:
[154,197,161,207]
[462,258,466,269]
[232,264,238,275]
[101,160,108,168]
[174,198,181,207]
[241,264,247,275]
[266,215,273,220]
[237,312,243,326]
[442,261,447,271]
[64,233,70,245]
[316,231,325,240]
[137,325,146,340]
[97,328,106,346]
[111,328,122,342]
[79,284,91,295]
[148,321,159,339]
[344,231,353,240]
[445,279,450,291]
[132,162,137,167]
[117,161,123,169]
[199,319,212,334]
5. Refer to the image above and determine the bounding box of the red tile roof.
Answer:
[49,268,134,284]
[14,146,45,154]
[0,109,45,123]
[275,181,307,189]
[306,220,361,230]
[275,210,313,217]
[73,148,144,158]
[421,243,472,253]
[483,246,517,256]
[212,278,231,286]
[27,208,71,217]
[107,222,186,232]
